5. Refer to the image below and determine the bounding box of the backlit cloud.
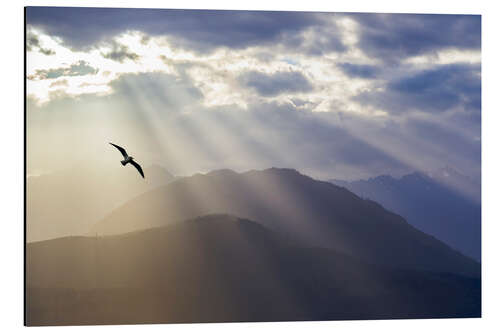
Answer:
[25,7,481,188]
[239,70,313,97]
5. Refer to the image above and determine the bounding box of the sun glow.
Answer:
[28,25,384,115]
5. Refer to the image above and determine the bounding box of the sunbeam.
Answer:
[25,7,481,326]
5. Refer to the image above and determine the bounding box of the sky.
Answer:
[26,7,481,182]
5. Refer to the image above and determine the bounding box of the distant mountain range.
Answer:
[27,164,175,242]
[330,167,481,261]
[26,167,481,325]
[27,214,480,325]
[90,167,479,277]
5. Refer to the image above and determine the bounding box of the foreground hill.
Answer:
[27,164,175,242]
[331,169,481,261]
[90,168,479,277]
[26,214,480,325]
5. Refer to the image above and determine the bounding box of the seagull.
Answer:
[109,142,145,178]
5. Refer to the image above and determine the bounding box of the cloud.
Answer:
[356,63,481,114]
[28,60,99,80]
[275,20,347,56]
[101,42,140,63]
[25,10,481,182]
[338,63,379,78]
[27,31,55,55]
[349,14,480,62]
[38,47,56,56]
[49,79,68,88]
[26,71,424,180]
[239,70,313,97]
[26,33,40,51]
[26,7,344,54]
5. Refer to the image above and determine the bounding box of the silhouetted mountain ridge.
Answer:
[27,214,480,325]
[91,167,479,277]
[330,168,481,260]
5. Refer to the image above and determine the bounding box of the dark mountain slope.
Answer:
[90,168,479,277]
[27,215,480,326]
[331,170,481,260]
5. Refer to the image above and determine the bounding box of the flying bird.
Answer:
[109,142,145,178]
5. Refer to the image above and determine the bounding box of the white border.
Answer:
[2,1,499,332]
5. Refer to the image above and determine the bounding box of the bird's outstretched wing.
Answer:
[109,142,128,158]
[130,160,145,178]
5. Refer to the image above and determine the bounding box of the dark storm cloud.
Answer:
[348,13,481,62]
[239,71,313,97]
[28,60,99,80]
[338,63,379,78]
[101,42,140,63]
[356,63,481,114]
[26,7,345,53]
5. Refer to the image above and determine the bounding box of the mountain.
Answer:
[330,168,481,261]
[90,167,480,277]
[26,214,480,326]
[27,163,175,242]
